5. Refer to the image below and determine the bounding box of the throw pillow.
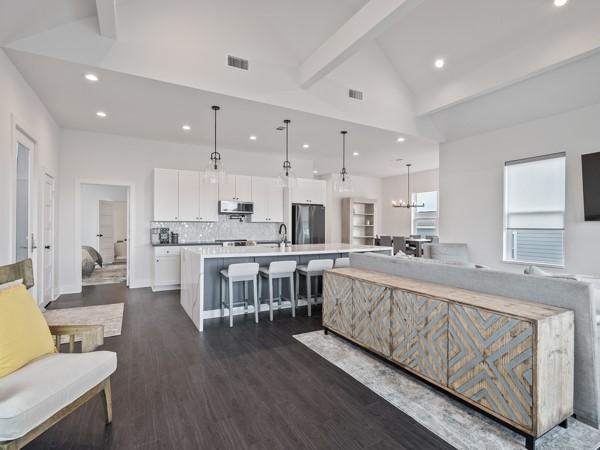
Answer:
[0,284,56,378]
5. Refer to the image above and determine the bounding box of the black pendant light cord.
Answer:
[283,119,291,176]
[211,105,221,169]
[341,131,348,181]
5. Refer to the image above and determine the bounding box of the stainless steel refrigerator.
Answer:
[292,203,325,244]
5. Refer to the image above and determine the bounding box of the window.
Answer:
[503,153,566,266]
[412,191,438,237]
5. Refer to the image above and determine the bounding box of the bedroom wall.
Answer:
[0,49,60,302]
[57,129,317,293]
[80,183,128,249]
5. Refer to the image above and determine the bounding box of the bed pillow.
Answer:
[0,284,56,378]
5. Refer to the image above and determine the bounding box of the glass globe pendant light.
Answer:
[278,119,297,188]
[335,130,353,193]
[204,105,225,184]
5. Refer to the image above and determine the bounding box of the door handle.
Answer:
[97,234,103,237]
[45,245,51,250]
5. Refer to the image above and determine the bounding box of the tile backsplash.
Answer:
[152,215,282,243]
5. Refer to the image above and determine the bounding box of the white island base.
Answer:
[180,244,392,331]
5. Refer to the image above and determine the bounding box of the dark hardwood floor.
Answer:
[32,283,454,450]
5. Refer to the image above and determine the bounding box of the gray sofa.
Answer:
[350,252,600,428]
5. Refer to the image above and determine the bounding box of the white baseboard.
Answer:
[129,278,151,289]
[58,285,81,296]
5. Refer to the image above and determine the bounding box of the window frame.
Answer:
[411,191,439,237]
[502,152,566,268]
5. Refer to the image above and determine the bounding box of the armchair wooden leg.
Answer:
[100,379,113,424]
[0,441,18,450]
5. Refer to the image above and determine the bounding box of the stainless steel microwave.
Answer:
[219,201,254,215]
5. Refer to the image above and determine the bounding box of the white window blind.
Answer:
[504,153,566,266]
[412,191,439,236]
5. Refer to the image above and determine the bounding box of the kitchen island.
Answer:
[180,244,392,331]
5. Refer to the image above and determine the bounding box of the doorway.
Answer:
[80,183,130,287]
[15,131,33,263]
[42,173,55,305]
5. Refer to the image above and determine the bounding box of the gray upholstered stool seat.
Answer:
[258,261,297,320]
[220,263,259,327]
[295,259,334,316]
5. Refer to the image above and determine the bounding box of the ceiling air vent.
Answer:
[227,55,249,71]
[348,89,364,101]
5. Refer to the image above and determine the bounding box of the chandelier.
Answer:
[391,164,424,208]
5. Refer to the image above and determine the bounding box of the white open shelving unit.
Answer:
[342,198,377,246]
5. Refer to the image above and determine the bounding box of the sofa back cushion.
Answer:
[0,284,56,378]
[350,252,600,428]
[422,243,470,263]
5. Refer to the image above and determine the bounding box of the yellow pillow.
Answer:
[0,284,56,377]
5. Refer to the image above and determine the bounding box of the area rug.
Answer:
[44,303,124,343]
[82,262,127,286]
[294,330,600,450]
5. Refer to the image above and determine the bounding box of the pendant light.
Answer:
[335,130,353,193]
[204,105,225,184]
[391,164,425,208]
[278,119,297,188]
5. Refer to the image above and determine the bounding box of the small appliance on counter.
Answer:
[216,239,248,247]
[151,228,161,245]
[159,228,170,244]
[170,232,179,244]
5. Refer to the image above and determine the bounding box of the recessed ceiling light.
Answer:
[434,58,445,69]
[96,111,107,118]
[396,137,406,143]
[85,73,99,82]
[303,144,310,149]
[353,152,359,156]
[313,170,319,174]
[249,135,257,140]
[554,0,568,6]
[182,124,191,131]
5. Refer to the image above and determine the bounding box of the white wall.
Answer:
[381,169,439,236]
[440,102,600,276]
[58,129,317,293]
[322,174,383,243]
[0,49,60,301]
[80,184,127,248]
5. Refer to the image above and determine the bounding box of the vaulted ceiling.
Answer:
[1,0,599,175]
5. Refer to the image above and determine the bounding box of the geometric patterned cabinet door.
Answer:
[322,272,353,336]
[352,280,390,357]
[448,304,534,430]
[390,290,448,386]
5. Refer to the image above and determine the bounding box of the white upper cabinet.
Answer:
[199,178,219,222]
[251,177,283,222]
[219,174,252,201]
[178,170,200,221]
[291,179,326,205]
[154,169,179,221]
[154,169,218,222]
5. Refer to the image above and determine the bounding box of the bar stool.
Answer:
[258,260,297,320]
[334,257,350,268]
[220,263,259,328]
[295,259,334,317]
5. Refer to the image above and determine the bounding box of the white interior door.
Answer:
[98,200,115,264]
[15,133,33,262]
[42,174,54,305]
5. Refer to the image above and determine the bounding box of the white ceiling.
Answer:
[0,0,95,44]
[3,0,600,171]
[6,49,438,178]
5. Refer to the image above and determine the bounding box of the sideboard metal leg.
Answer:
[559,418,568,429]
[526,435,536,450]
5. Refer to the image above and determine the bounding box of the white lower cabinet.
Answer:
[152,247,180,291]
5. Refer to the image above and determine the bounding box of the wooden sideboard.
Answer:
[322,267,574,450]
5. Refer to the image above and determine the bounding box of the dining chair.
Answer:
[379,235,392,247]
[392,236,407,256]
[426,235,440,243]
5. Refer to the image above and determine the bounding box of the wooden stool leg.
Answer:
[228,279,234,328]
[100,379,112,424]
[289,275,295,318]
[307,275,312,317]
[268,276,274,321]
[253,278,259,324]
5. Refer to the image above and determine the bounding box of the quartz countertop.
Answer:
[181,243,392,258]
[153,240,281,247]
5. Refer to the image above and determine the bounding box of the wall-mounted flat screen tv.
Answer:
[582,151,600,221]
